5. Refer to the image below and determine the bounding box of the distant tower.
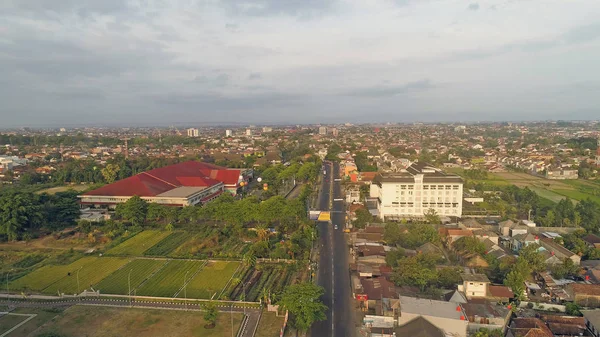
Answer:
[596,137,600,166]
[122,138,130,158]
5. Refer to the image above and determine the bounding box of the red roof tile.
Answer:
[83,161,230,197]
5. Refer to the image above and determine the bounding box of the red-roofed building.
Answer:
[79,161,252,208]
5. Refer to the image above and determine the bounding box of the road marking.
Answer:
[330,200,335,337]
[0,313,37,337]
[333,198,343,201]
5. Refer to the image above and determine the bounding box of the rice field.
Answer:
[136,260,204,297]
[105,231,170,256]
[95,259,168,295]
[185,261,240,299]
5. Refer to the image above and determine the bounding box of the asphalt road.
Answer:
[311,161,354,337]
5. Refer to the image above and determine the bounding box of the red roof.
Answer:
[84,161,231,197]
[199,168,242,186]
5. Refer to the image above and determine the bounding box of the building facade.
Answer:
[186,128,199,137]
[79,161,252,208]
[370,163,463,220]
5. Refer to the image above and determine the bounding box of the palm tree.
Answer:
[256,225,269,242]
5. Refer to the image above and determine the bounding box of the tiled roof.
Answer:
[83,161,230,197]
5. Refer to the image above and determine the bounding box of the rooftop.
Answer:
[461,273,490,283]
[394,316,445,337]
[399,296,465,320]
[156,186,207,198]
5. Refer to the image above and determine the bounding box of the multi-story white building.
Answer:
[186,128,199,137]
[318,126,327,135]
[370,162,463,220]
[225,129,232,137]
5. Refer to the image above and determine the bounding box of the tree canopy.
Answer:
[279,283,327,332]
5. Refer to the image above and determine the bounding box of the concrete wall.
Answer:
[464,281,488,298]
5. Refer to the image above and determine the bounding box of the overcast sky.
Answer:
[2,0,600,127]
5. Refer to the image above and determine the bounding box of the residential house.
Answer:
[462,299,511,335]
[396,296,468,337]
[392,316,445,337]
[583,310,600,337]
[441,228,474,245]
[537,314,587,336]
[511,233,539,252]
[583,234,600,249]
[458,274,490,298]
[539,238,581,265]
[567,284,600,308]
[506,318,553,337]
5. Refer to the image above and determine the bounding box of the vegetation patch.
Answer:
[144,232,190,256]
[43,257,129,295]
[136,260,204,297]
[185,261,240,299]
[95,259,168,295]
[105,230,170,256]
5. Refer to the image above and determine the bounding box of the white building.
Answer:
[318,126,327,135]
[262,127,272,133]
[370,162,463,220]
[186,128,199,137]
[225,129,232,137]
[245,129,252,136]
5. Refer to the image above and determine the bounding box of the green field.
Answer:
[10,256,98,292]
[43,257,129,295]
[136,260,204,297]
[106,230,170,256]
[144,232,190,256]
[186,261,240,299]
[95,259,168,295]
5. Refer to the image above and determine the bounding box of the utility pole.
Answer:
[128,269,132,307]
[6,270,13,303]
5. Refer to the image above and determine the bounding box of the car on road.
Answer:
[334,225,338,229]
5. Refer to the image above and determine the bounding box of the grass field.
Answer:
[0,307,63,337]
[186,261,240,299]
[0,313,28,336]
[9,256,98,292]
[136,260,204,297]
[95,259,168,295]
[106,230,170,256]
[255,310,285,337]
[36,185,89,195]
[43,257,129,295]
[144,232,190,256]
[34,305,243,337]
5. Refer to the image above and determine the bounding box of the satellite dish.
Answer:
[257,177,262,182]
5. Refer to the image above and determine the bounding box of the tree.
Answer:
[519,244,545,273]
[392,255,438,291]
[353,208,374,229]
[202,301,219,328]
[101,163,120,183]
[453,236,486,255]
[473,328,503,337]
[424,208,441,224]
[566,302,582,316]
[0,191,43,241]
[437,267,462,288]
[385,248,405,267]
[384,223,402,246]
[279,283,327,332]
[115,196,148,226]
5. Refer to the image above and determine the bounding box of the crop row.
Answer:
[144,232,189,256]
[95,259,167,295]
[136,260,204,297]
[106,230,170,256]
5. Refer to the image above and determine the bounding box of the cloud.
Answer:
[342,79,436,98]
[219,0,337,19]
[248,72,262,80]
[468,3,480,11]
[194,73,230,87]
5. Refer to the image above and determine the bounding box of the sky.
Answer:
[1,0,600,127]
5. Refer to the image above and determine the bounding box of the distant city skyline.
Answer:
[2,0,600,127]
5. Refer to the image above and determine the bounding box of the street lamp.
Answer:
[128,269,133,307]
[6,269,14,303]
[76,267,83,298]
[231,303,234,337]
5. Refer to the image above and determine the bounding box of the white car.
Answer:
[334,225,338,230]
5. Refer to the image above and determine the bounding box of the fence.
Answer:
[519,301,566,312]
